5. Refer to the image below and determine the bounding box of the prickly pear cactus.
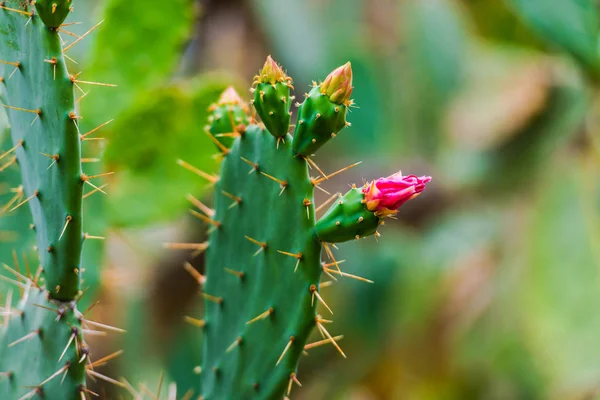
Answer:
[181,57,431,399]
[0,2,106,398]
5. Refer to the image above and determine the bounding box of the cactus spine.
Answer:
[0,2,108,398]
[181,57,429,399]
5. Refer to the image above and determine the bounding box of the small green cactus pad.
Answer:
[0,0,83,300]
[252,82,291,137]
[34,0,73,28]
[0,288,87,400]
[292,85,348,156]
[315,188,380,243]
[201,126,322,398]
[208,87,251,150]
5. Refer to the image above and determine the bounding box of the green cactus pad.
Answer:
[208,88,250,151]
[292,85,348,156]
[201,125,323,399]
[252,82,291,137]
[0,288,87,400]
[315,188,380,243]
[0,1,83,300]
[34,0,72,28]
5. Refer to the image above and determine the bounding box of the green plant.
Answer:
[0,2,109,398]
[179,57,430,399]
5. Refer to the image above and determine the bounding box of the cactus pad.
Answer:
[201,125,322,398]
[0,287,87,400]
[1,0,84,301]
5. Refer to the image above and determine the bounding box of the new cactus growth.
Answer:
[0,2,111,398]
[181,57,430,399]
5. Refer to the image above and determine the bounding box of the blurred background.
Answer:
[2,0,600,398]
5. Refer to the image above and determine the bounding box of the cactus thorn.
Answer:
[275,336,295,366]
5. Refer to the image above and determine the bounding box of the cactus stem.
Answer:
[86,369,127,389]
[9,190,39,213]
[82,183,107,199]
[303,335,344,350]
[315,321,346,358]
[309,285,333,315]
[63,19,104,52]
[225,337,243,353]
[177,159,219,183]
[224,268,245,280]
[190,209,221,228]
[80,118,113,139]
[0,140,23,162]
[204,130,230,154]
[275,336,295,366]
[311,161,362,186]
[186,194,215,217]
[8,329,41,348]
[183,261,206,285]
[183,316,206,328]
[245,307,274,325]
[201,293,223,305]
[240,156,259,174]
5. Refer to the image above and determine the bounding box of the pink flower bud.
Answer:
[363,172,431,216]
[320,62,353,105]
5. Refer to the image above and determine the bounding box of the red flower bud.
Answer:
[363,172,431,216]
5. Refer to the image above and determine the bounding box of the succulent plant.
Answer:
[0,2,114,398]
[177,56,431,399]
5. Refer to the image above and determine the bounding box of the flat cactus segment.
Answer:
[315,188,380,243]
[252,81,291,137]
[0,288,87,400]
[208,87,250,150]
[291,85,348,156]
[0,2,83,300]
[201,125,322,399]
[34,0,73,28]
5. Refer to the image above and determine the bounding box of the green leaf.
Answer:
[103,75,237,227]
[517,158,600,393]
[401,0,468,155]
[82,0,196,127]
[508,0,600,72]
